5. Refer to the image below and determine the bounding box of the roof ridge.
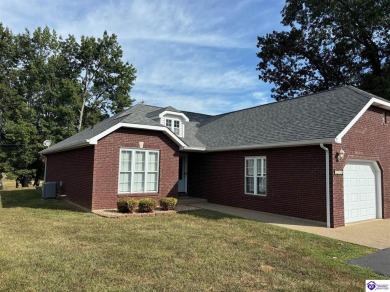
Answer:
[134,103,163,110]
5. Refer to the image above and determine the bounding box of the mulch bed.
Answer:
[93,204,202,218]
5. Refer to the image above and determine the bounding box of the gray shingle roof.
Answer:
[196,86,375,149]
[40,86,387,155]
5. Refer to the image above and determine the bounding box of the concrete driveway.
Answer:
[191,202,390,249]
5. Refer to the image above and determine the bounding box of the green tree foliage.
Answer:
[257,0,390,101]
[0,24,136,181]
[63,32,136,131]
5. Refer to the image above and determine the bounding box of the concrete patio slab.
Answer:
[191,202,390,249]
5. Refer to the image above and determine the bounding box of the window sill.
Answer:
[118,192,159,196]
[244,193,267,197]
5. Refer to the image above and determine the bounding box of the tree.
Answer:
[0,24,35,181]
[0,27,81,183]
[62,32,137,132]
[0,24,137,182]
[257,0,390,101]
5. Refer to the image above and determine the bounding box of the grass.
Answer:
[1,178,36,191]
[0,188,386,291]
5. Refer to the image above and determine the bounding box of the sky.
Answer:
[0,0,286,115]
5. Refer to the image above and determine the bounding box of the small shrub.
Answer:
[117,198,139,213]
[160,198,178,211]
[117,199,129,213]
[126,198,139,213]
[138,198,157,213]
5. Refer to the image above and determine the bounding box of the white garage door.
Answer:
[344,161,377,224]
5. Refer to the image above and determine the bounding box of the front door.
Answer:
[178,153,187,193]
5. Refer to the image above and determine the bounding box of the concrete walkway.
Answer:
[191,202,390,249]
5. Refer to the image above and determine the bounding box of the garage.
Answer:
[343,160,382,224]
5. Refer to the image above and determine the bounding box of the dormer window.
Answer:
[165,119,181,136]
[158,109,189,138]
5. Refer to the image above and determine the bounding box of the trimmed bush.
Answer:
[160,198,178,211]
[117,198,139,213]
[138,198,157,213]
[117,199,130,213]
[126,198,139,213]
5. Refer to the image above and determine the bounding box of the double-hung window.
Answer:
[245,157,266,195]
[119,149,159,193]
[165,119,181,136]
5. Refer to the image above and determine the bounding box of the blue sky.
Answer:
[0,0,285,114]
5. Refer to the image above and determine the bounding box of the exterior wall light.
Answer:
[337,149,345,161]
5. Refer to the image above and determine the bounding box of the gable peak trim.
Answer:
[336,97,390,143]
[158,110,189,121]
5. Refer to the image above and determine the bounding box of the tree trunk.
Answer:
[77,97,86,132]
[22,176,29,187]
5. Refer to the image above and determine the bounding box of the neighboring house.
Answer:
[40,86,390,227]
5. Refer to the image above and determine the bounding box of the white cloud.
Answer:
[0,0,284,114]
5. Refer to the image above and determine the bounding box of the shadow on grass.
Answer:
[0,189,86,212]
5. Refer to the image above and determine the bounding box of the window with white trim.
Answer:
[173,120,180,135]
[245,157,266,195]
[165,118,181,136]
[119,149,159,193]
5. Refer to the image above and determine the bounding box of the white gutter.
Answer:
[320,143,331,228]
[201,138,338,152]
[181,146,207,152]
[180,139,339,153]
[39,140,91,155]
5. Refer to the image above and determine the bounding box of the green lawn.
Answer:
[0,189,385,291]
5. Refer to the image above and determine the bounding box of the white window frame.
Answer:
[245,156,266,196]
[118,148,160,194]
[165,118,182,137]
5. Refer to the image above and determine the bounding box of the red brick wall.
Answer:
[92,128,179,210]
[46,146,95,209]
[188,146,327,222]
[331,106,390,227]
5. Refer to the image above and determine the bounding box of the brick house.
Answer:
[40,86,390,227]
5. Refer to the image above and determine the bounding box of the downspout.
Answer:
[42,155,47,183]
[320,144,331,228]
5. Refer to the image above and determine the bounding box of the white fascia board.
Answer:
[371,97,390,109]
[89,122,187,147]
[158,111,189,121]
[181,138,338,153]
[335,98,390,143]
[39,140,91,155]
[181,146,207,152]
